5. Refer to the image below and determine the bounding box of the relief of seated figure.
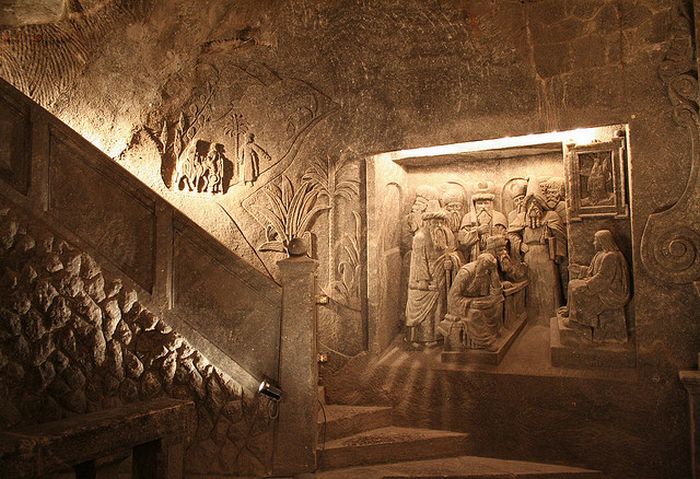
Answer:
[558,229,631,343]
[440,253,504,352]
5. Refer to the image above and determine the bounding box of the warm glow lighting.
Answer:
[82,131,107,153]
[370,127,605,163]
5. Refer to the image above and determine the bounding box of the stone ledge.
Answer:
[550,317,636,369]
[441,313,527,366]
[0,398,195,478]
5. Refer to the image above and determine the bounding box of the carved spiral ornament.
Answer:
[651,228,700,280]
[670,74,698,101]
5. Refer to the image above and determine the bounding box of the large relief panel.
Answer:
[0,87,30,194]
[48,130,156,291]
[173,224,282,379]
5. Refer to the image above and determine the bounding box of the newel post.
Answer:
[273,254,319,476]
[681,367,700,479]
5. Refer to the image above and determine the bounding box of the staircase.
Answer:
[0,77,282,395]
[316,390,605,479]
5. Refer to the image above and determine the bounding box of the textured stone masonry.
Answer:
[0,200,273,476]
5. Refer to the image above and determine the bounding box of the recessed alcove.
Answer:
[366,125,635,376]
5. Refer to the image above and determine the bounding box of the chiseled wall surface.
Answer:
[1,0,700,476]
[0,201,273,476]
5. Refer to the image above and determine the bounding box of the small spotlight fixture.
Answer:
[258,378,283,402]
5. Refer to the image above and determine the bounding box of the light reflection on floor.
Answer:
[376,323,637,383]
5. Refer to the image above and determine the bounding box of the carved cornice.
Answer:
[641,1,700,290]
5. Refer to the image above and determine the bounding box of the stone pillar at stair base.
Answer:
[273,256,319,476]
[680,367,700,479]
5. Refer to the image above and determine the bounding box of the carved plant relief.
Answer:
[250,175,329,254]
[326,211,362,310]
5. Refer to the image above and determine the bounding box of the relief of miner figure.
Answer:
[458,181,508,262]
[405,200,461,347]
[559,230,631,343]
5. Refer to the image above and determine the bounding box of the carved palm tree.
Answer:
[256,175,329,254]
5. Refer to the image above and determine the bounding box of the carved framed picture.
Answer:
[566,137,628,221]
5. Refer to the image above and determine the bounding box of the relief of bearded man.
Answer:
[405,200,460,346]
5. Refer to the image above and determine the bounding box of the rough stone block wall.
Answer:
[0,198,272,476]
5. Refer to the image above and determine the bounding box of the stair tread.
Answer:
[323,426,468,450]
[314,454,603,479]
[318,404,393,423]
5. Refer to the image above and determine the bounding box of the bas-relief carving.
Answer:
[557,230,631,345]
[521,177,568,324]
[249,175,329,255]
[132,59,337,222]
[326,211,361,310]
[124,59,341,288]
[641,3,700,291]
[238,132,271,187]
[405,200,460,346]
[398,157,636,363]
[567,136,628,221]
[174,139,229,194]
[458,181,508,263]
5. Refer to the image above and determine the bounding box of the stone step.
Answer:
[318,426,471,470]
[314,454,604,479]
[318,404,394,441]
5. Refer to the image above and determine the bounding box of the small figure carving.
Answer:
[581,152,614,206]
[401,185,439,325]
[174,139,208,192]
[405,200,459,347]
[203,143,225,193]
[173,139,228,194]
[559,230,631,343]
[444,253,504,351]
[459,182,508,262]
[239,132,271,186]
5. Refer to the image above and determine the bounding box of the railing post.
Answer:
[29,105,50,211]
[153,200,174,307]
[681,366,700,479]
[273,255,319,476]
